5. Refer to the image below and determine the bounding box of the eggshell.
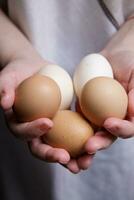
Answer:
[80,77,128,126]
[38,64,74,109]
[73,53,113,97]
[13,74,61,122]
[43,110,94,158]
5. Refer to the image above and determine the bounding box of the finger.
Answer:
[0,84,15,110]
[104,117,134,138]
[5,109,53,140]
[77,154,94,170]
[128,88,134,118]
[85,131,117,153]
[29,138,70,164]
[66,159,81,174]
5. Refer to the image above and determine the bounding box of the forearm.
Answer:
[103,18,134,54]
[0,9,45,68]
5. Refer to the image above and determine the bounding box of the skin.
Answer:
[85,19,134,157]
[0,9,134,173]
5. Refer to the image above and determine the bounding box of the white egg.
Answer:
[38,64,74,110]
[73,53,113,97]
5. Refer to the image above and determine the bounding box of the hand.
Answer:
[1,57,94,174]
[85,19,134,155]
[66,25,134,172]
[0,9,93,173]
[0,57,54,139]
[102,50,134,138]
[0,57,68,165]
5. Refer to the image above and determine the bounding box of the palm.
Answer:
[106,50,134,119]
[85,50,134,157]
[1,59,90,173]
[3,59,45,89]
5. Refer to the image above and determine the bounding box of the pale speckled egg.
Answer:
[42,110,94,158]
[13,74,61,122]
[73,53,113,97]
[80,77,128,126]
[38,64,74,109]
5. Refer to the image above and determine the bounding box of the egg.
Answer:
[42,110,94,158]
[38,64,74,109]
[73,53,113,97]
[80,77,128,126]
[13,74,61,122]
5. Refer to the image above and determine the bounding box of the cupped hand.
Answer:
[85,51,134,155]
[73,48,134,172]
[0,58,94,174]
[68,51,134,172]
[85,19,134,155]
[0,58,54,139]
[102,50,134,138]
[0,59,66,163]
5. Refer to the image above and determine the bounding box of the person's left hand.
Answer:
[85,19,134,159]
[62,19,134,173]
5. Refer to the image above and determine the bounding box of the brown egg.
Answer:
[42,110,94,158]
[80,77,128,126]
[13,74,61,122]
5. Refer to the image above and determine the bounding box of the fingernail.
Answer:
[70,169,81,174]
[104,124,117,132]
[87,151,96,155]
[104,120,116,131]
[39,124,51,132]
[59,159,69,164]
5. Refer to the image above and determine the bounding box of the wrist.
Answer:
[0,55,51,82]
[124,13,134,27]
[0,57,52,92]
[1,45,49,71]
[126,12,134,21]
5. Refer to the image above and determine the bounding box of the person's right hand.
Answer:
[0,57,72,160]
[0,57,95,174]
[0,9,94,173]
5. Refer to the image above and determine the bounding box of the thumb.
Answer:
[0,84,15,110]
[5,108,53,140]
[128,88,134,119]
